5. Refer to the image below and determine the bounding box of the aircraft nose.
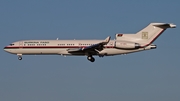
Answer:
[4,46,10,53]
[4,46,16,54]
[4,46,8,51]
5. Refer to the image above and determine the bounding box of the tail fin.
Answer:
[116,23,176,47]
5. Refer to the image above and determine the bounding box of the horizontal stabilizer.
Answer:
[115,23,176,46]
[153,23,176,28]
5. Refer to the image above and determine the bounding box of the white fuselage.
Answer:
[4,40,154,56]
[3,23,175,62]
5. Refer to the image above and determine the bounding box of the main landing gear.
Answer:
[87,56,95,62]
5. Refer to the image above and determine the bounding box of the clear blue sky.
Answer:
[1,0,180,101]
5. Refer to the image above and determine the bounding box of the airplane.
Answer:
[4,23,176,62]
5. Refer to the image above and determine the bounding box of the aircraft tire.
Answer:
[87,56,95,62]
[18,56,22,60]
[90,57,95,62]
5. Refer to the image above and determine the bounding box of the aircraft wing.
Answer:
[67,36,111,53]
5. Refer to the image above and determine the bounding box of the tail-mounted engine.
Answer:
[115,41,140,49]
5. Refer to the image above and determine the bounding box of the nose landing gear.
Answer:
[18,56,22,60]
[87,56,95,62]
[17,54,22,60]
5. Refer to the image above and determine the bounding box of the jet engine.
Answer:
[115,41,140,49]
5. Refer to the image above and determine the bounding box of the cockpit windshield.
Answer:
[9,44,14,46]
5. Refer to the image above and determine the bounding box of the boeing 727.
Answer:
[4,23,176,62]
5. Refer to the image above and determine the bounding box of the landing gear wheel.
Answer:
[90,57,95,62]
[87,56,95,62]
[18,56,22,60]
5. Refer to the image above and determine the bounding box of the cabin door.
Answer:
[19,41,23,48]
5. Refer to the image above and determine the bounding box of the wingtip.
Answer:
[105,36,111,42]
[102,36,111,44]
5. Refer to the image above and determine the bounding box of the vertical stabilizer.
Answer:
[116,23,176,47]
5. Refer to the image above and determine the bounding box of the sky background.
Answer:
[0,0,180,101]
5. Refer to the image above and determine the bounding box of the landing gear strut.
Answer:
[87,56,95,62]
[18,56,22,60]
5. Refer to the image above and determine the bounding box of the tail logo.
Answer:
[142,32,148,39]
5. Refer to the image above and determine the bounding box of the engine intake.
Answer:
[115,41,140,49]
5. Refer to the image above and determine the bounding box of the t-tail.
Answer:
[116,23,176,47]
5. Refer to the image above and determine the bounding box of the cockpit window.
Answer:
[9,44,14,46]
